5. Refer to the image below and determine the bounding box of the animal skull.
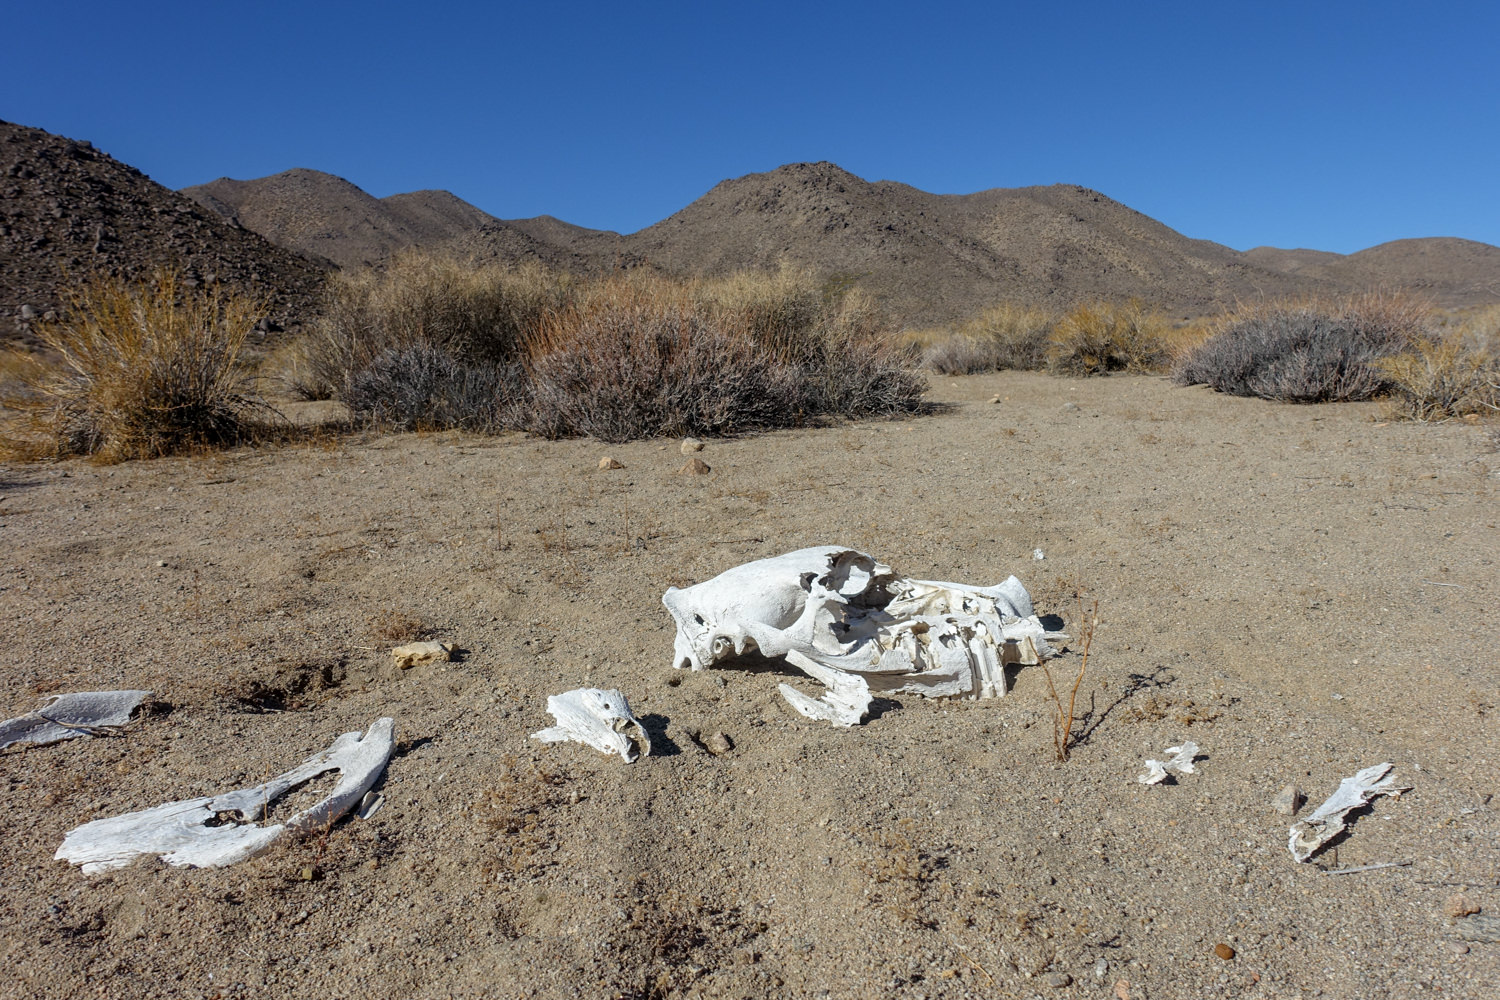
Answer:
[662,546,1066,724]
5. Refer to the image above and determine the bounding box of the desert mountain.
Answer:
[192,160,1500,325]
[0,120,327,344]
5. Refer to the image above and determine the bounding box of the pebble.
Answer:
[989,395,1001,404]
[1093,957,1109,980]
[1214,943,1236,961]
[1445,892,1481,918]
[1448,942,1469,955]
[1045,972,1072,988]
[678,457,710,475]
[1062,401,1080,411]
[704,732,734,755]
[1271,784,1303,815]
[680,437,705,454]
[598,456,624,470]
[154,559,168,568]
[1032,548,1045,560]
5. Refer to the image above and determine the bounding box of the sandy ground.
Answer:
[1,371,1497,1000]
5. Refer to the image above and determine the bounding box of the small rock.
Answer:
[1093,957,1109,981]
[1045,972,1072,988]
[154,559,168,568]
[989,395,1002,404]
[678,457,710,475]
[1456,913,1500,942]
[297,866,318,882]
[1446,893,1482,919]
[391,641,455,669]
[1032,548,1045,560]
[19,304,35,320]
[1213,943,1236,961]
[1062,401,1080,412]
[1271,784,1303,816]
[598,456,624,470]
[680,437,705,454]
[733,948,756,965]
[1448,942,1469,954]
[704,732,734,755]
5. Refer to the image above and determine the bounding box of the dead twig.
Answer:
[1040,593,1097,762]
[1322,861,1412,876]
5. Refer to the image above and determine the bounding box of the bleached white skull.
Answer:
[662,546,1066,725]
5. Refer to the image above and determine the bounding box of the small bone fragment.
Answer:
[391,641,454,669]
[532,688,651,763]
[356,791,384,820]
[1138,742,1199,785]
[778,651,872,727]
[598,456,624,470]
[1288,763,1409,862]
[0,690,152,750]
[680,437,705,454]
[678,457,710,475]
[56,718,395,873]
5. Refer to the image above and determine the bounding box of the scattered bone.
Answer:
[678,457,711,475]
[356,791,385,820]
[391,641,454,669]
[1138,742,1199,785]
[661,547,1065,725]
[1032,548,1045,560]
[1288,763,1410,862]
[56,717,396,873]
[532,688,651,763]
[1271,784,1303,815]
[680,437,705,454]
[0,690,152,750]
[598,456,624,470]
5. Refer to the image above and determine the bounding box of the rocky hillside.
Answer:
[0,120,328,345]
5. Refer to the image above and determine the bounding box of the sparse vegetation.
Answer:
[916,303,1056,374]
[1173,291,1430,402]
[1046,299,1172,375]
[307,254,925,441]
[0,271,269,462]
[1374,335,1499,420]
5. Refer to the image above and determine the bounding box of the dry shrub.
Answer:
[1174,291,1430,402]
[304,250,572,400]
[1375,335,1499,420]
[311,259,924,441]
[0,271,268,462]
[919,303,1056,374]
[1046,299,1171,375]
[343,344,525,432]
[524,277,809,442]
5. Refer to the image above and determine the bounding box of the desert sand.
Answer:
[1,371,1496,999]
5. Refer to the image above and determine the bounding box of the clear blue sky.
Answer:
[6,1,1497,253]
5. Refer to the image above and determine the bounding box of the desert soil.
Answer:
[0,371,1496,1000]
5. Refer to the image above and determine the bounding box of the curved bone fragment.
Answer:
[1289,763,1409,862]
[1138,742,1200,785]
[56,718,396,874]
[0,690,152,750]
[779,651,872,727]
[532,688,651,763]
[662,547,1066,723]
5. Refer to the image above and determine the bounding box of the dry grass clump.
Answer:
[918,300,1172,376]
[308,258,924,441]
[1174,291,1430,402]
[0,271,269,462]
[1046,299,1172,375]
[1374,335,1498,421]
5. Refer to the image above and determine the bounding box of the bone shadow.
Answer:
[638,714,682,756]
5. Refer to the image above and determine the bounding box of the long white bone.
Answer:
[1289,763,1409,862]
[57,718,396,873]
